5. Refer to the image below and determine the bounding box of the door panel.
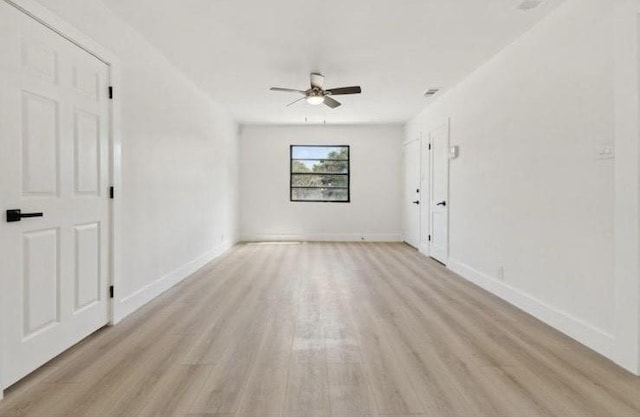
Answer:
[429,123,449,264]
[403,140,421,248]
[21,38,58,82]
[73,109,101,195]
[0,2,110,388]
[74,222,101,312]
[72,66,100,99]
[22,91,59,195]
[23,228,60,337]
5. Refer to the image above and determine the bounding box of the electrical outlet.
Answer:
[497,265,505,280]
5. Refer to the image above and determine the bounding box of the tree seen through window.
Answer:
[290,146,350,202]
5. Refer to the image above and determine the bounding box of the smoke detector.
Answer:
[518,0,543,10]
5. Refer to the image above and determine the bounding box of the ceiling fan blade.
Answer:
[323,96,341,109]
[286,96,306,107]
[310,73,325,88]
[326,86,362,95]
[270,87,306,94]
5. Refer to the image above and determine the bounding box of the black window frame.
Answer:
[290,145,351,203]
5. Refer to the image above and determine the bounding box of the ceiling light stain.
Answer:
[518,0,543,11]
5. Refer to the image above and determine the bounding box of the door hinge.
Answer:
[428,235,431,242]
[428,143,432,150]
[108,86,114,99]
[109,186,114,199]
[109,285,114,299]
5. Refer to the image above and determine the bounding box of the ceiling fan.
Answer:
[270,73,362,109]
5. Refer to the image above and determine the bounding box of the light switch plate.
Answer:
[449,146,459,159]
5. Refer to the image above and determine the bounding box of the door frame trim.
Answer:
[612,0,640,374]
[0,0,122,396]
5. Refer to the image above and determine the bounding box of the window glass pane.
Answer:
[291,160,348,174]
[291,188,349,202]
[291,146,349,161]
[291,174,348,187]
[290,145,350,203]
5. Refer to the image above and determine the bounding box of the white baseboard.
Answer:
[446,257,615,361]
[418,243,430,257]
[112,240,235,324]
[240,233,402,242]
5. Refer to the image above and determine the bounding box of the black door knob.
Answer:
[6,209,44,223]
[412,201,420,205]
[436,201,447,207]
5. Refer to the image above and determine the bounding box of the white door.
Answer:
[0,3,111,388]
[429,123,449,264]
[403,140,421,248]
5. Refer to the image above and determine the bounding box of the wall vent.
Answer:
[424,88,440,98]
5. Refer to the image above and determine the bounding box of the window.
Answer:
[290,145,350,203]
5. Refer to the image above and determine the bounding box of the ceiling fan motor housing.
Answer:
[310,72,325,88]
[308,87,325,98]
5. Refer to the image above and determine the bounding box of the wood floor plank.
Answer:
[331,245,425,415]
[282,360,330,417]
[282,245,331,417]
[1,242,640,417]
[326,362,373,417]
[136,364,213,417]
[235,251,298,417]
[189,246,288,415]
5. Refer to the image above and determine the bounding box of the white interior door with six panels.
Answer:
[0,2,111,388]
[403,139,421,248]
[429,123,449,264]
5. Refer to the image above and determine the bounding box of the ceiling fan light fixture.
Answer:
[270,73,360,109]
[306,95,325,105]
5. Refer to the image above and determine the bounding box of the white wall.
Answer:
[406,0,640,371]
[239,125,402,241]
[31,0,239,322]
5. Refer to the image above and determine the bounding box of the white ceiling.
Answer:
[103,0,565,125]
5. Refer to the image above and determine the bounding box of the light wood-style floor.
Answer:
[1,242,640,417]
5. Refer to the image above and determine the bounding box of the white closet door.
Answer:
[0,2,110,388]
[429,124,449,264]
